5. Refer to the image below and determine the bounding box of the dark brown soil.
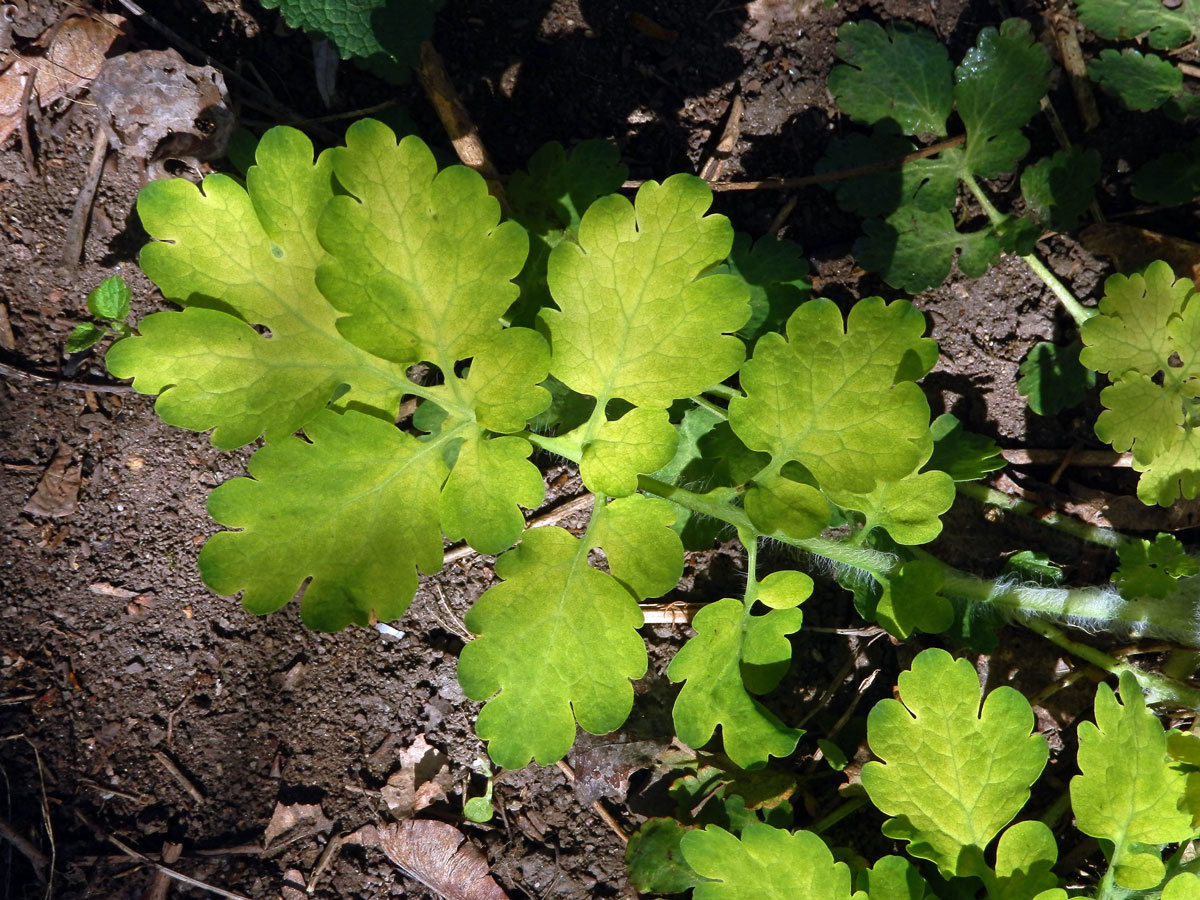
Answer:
[1,0,1197,898]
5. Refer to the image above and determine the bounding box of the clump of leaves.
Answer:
[818,19,1099,291]
[1080,260,1200,506]
[1132,137,1200,205]
[66,275,134,353]
[653,649,1200,899]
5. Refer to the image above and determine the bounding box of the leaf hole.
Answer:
[1169,350,1184,368]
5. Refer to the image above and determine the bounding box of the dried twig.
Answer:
[413,40,505,205]
[306,832,345,893]
[152,749,206,805]
[1001,448,1131,467]
[0,359,133,393]
[75,811,253,900]
[699,95,744,183]
[442,493,594,564]
[0,812,49,882]
[554,759,629,843]
[1047,5,1100,131]
[60,122,109,267]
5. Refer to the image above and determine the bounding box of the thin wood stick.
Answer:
[152,749,205,805]
[0,733,55,897]
[623,134,966,192]
[1047,5,1101,131]
[0,359,134,393]
[554,760,629,843]
[442,494,593,564]
[1179,61,1200,79]
[699,94,744,183]
[0,812,49,881]
[76,814,253,900]
[414,40,505,206]
[1001,448,1131,467]
[60,122,109,267]
[306,832,345,894]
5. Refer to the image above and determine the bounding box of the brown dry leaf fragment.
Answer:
[629,11,678,40]
[1080,223,1200,282]
[262,802,333,849]
[351,821,508,900]
[23,443,80,518]
[90,48,235,168]
[0,14,126,145]
[380,735,452,816]
[570,740,660,805]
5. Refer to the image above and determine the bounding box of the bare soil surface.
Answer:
[1,0,1197,898]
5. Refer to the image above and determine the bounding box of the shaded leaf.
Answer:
[66,322,107,353]
[1075,0,1200,50]
[1088,49,1183,111]
[1132,138,1200,205]
[857,207,1001,292]
[927,413,1005,481]
[1112,532,1200,599]
[1020,148,1100,232]
[828,21,953,135]
[1017,340,1096,416]
[626,818,704,894]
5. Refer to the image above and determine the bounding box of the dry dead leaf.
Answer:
[1080,223,1200,282]
[90,48,234,167]
[569,739,660,805]
[351,820,508,900]
[22,443,80,518]
[262,801,333,849]
[0,14,125,145]
[380,735,453,816]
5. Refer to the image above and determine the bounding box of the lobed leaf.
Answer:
[459,502,681,768]
[317,119,528,371]
[863,648,1048,877]
[680,823,853,900]
[542,174,750,409]
[1113,533,1200,599]
[827,21,953,136]
[576,406,679,497]
[198,409,446,631]
[955,19,1050,179]
[729,298,938,497]
[1080,261,1200,505]
[1088,49,1183,111]
[439,431,544,556]
[854,855,934,900]
[1075,0,1200,50]
[107,127,411,449]
[990,820,1061,900]
[874,560,954,638]
[856,207,1001,293]
[668,595,806,769]
[1071,670,1193,889]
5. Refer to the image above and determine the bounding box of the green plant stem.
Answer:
[1022,619,1200,710]
[809,794,868,835]
[1020,252,1096,326]
[702,383,743,401]
[961,173,1094,326]
[956,481,1127,549]
[691,394,729,420]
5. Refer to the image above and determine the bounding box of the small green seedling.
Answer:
[464,763,495,823]
[67,275,134,353]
